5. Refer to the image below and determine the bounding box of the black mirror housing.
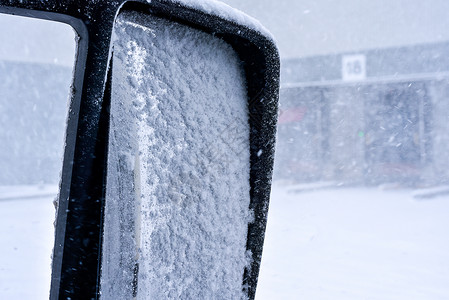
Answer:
[0,1,280,299]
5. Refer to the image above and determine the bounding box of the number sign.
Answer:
[342,54,366,81]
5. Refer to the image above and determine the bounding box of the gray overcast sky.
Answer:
[220,0,449,59]
[0,13,75,67]
[1,1,449,64]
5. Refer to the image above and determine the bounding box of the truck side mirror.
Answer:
[0,1,279,299]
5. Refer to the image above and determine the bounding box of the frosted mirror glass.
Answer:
[101,11,251,299]
[0,13,76,299]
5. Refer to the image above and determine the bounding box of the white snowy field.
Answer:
[1,184,448,299]
[0,185,57,299]
[256,184,449,300]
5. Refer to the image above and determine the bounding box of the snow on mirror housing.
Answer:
[0,1,279,299]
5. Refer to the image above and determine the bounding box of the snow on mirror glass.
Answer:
[0,13,75,300]
[100,11,251,299]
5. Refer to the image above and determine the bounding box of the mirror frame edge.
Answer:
[0,4,91,299]
[0,1,280,299]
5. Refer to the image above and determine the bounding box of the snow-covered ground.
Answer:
[256,183,449,300]
[1,183,448,299]
[0,185,57,299]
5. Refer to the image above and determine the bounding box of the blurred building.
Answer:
[276,42,449,186]
[0,61,71,185]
